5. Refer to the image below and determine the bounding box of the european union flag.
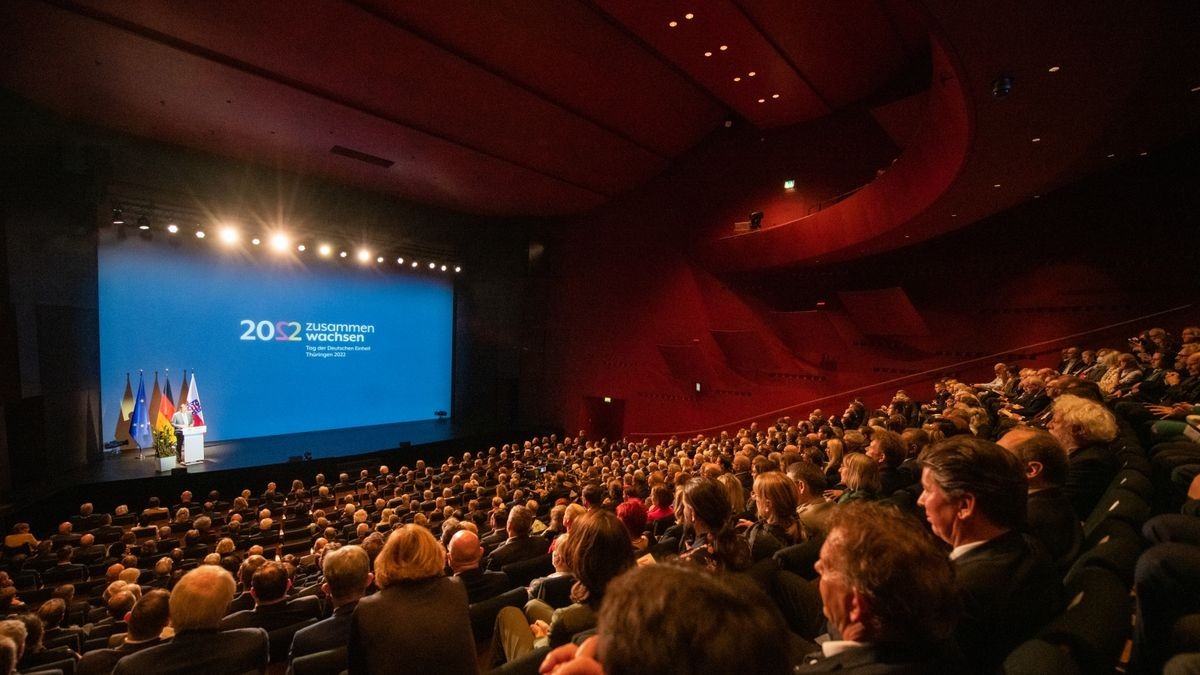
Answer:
[130,371,152,448]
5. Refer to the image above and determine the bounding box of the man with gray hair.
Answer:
[0,621,26,671]
[112,566,267,675]
[485,505,549,571]
[288,545,372,663]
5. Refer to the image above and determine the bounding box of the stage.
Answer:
[74,417,473,485]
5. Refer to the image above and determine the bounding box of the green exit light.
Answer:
[783,179,796,189]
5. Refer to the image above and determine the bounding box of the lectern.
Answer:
[181,425,207,464]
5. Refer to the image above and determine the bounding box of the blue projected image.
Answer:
[99,238,453,443]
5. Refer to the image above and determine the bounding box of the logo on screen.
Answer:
[239,320,375,343]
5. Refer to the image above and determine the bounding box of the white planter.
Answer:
[158,456,176,472]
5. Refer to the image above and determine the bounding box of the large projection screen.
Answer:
[98,236,453,445]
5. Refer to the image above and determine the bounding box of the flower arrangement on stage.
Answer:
[153,425,177,459]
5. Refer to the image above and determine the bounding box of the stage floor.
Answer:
[71,418,470,485]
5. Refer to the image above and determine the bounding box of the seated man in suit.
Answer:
[42,545,88,584]
[448,530,514,604]
[486,505,549,571]
[796,500,960,672]
[77,589,169,675]
[998,426,1084,572]
[73,533,107,566]
[288,545,371,664]
[221,561,322,631]
[113,566,268,675]
[918,436,1063,674]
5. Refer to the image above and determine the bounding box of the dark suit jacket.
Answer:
[112,627,268,675]
[1026,487,1083,571]
[289,600,356,662]
[452,567,515,604]
[795,642,962,673]
[348,577,477,675]
[953,530,1063,674]
[221,596,322,631]
[485,535,549,571]
[1065,442,1117,518]
[77,637,165,675]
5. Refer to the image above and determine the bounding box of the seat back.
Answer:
[266,618,317,664]
[468,586,527,643]
[290,646,348,675]
[501,553,553,587]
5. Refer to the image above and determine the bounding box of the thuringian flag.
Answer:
[186,371,205,427]
[130,371,152,448]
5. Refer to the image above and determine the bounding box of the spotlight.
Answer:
[137,215,151,231]
[111,207,124,225]
[440,264,447,271]
[356,249,371,262]
[749,210,763,230]
[219,226,240,244]
[396,257,405,264]
[318,243,332,257]
[251,237,261,246]
[411,261,418,268]
[376,256,384,263]
[454,266,461,273]
[339,251,347,258]
[992,75,1014,98]
[195,230,206,239]
[297,244,306,252]
[166,223,180,234]
[428,262,436,269]
[269,232,290,251]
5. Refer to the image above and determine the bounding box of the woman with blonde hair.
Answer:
[742,471,803,561]
[349,525,477,674]
[831,453,881,504]
[822,438,845,487]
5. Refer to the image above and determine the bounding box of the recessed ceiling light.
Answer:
[396,257,405,264]
[1139,151,1148,156]
[757,98,765,103]
[1031,137,1041,143]
[339,251,347,258]
[1048,66,1061,73]
[668,20,678,27]
[318,243,331,257]
[251,237,261,246]
[1107,153,1116,158]
[195,230,206,239]
[748,71,756,77]
[411,261,418,268]
[166,223,179,234]
[440,265,447,271]
[684,13,694,19]
[377,256,384,263]
[719,45,728,51]
[733,77,741,82]
[993,183,1001,188]
[428,262,436,269]
[454,266,461,273]
[951,213,958,218]
[771,93,780,99]
[297,244,306,252]
[704,51,712,57]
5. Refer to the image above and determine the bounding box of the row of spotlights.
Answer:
[131,220,462,272]
[112,210,462,272]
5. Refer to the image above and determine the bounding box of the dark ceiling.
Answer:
[1,0,1197,263]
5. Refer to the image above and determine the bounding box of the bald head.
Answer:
[447,530,484,572]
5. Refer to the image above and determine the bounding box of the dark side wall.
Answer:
[535,128,1200,438]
